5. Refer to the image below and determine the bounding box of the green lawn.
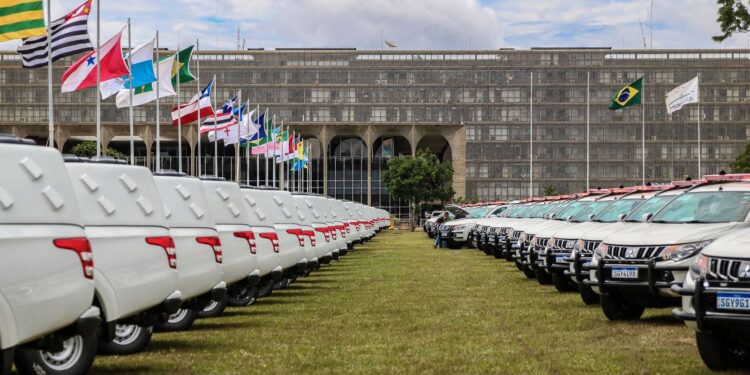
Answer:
[91,231,732,374]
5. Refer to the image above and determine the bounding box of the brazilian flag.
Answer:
[609,77,642,110]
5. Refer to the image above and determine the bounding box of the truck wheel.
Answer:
[1,348,13,375]
[469,237,477,248]
[552,272,576,292]
[98,324,153,355]
[522,265,536,279]
[578,283,600,305]
[535,269,552,285]
[228,285,258,307]
[155,308,198,332]
[696,330,741,371]
[14,333,97,375]
[491,247,503,259]
[257,279,274,298]
[514,260,523,271]
[198,294,228,318]
[600,293,644,321]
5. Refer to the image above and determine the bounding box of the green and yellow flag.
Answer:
[171,46,196,85]
[0,0,46,42]
[609,77,642,110]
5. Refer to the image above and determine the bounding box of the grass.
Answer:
[90,231,734,374]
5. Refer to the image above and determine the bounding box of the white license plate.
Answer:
[611,267,638,279]
[440,230,449,236]
[555,256,567,263]
[716,292,750,311]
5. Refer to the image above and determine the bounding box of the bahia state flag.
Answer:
[609,77,642,110]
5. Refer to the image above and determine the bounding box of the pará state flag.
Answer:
[609,77,642,110]
[100,38,156,99]
[115,54,176,108]
[61,26,130,93]
[666,76,699,114]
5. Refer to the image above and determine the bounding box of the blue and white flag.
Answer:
[101,38,156,99]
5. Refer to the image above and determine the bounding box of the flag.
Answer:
[115,54,176,108]
[276,134,297,162]
[0,0,45,42]
[239,108,259,142]
[666,76,699,114]
[100,38,156,99]
[17,0,93,68]
[609,77,642,110]
[60,27,130,93]
[172,45,195,85]
[248,113,266,145]
[200,96,239,134]
[171,79,215,125]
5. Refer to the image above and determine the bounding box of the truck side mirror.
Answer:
[566,215,574,222]
[642,213,653,223]
[587,214,595,222]
[617,213,626,222]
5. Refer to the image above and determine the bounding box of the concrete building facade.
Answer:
[1,48,749,217]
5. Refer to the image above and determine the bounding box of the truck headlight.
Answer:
[594,243,608,258]
[453,225,466,231]
[690,254,710,279]
[661,241,713,262]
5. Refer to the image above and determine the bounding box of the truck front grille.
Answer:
[707,258,749,282]
[606,245,666,260]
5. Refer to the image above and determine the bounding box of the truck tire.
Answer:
[600,293,644,321]
[578,283,600,305]
[14,333,97,375]
[1,348,12,375]
[552,272,576,292]
[155,308,198,332]
[198,294,228,318]
[535,269,552,285]
[522,265,536,279]
[228,285,258,307]
[257,279,275,298]
[696,330,740,371]
[514,260,523,271]
[98,324,152,355]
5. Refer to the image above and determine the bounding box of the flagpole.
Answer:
[529,71,533,198]
[255,104,260,186]
[196,38,201,176]
[127,18,134,165]
[212,74,218,177]
[265,111,269,186]
[155,31,161,172]
[245,99,251,185]
[586,71,590,190]
[272,115,276,187]
[236,90,242,183]
[45,0,53,148]
[642,75,646,185]
[697,73,702,179]
[95,0,101,157]
[176,32,182,173]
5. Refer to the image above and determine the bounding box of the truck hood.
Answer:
[446,218,482,227]
[534,221,585,240]
[701,225,750,258]
[523,220,569,238]
[602,222,740,246]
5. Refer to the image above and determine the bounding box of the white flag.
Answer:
[240,109,258,140]
[115,54,177,108]
[223,124,241,145]
[666,76,699,114]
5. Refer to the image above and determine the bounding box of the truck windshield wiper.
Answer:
[650,220,671,223]
[683,220,717,224]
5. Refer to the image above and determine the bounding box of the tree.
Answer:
[71,141,127,160]
[731,141,750,172]
[714,0,750,42]
[543,184,558,196]
[382,149,455,231]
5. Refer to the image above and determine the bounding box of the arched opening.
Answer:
[416,134,452,163]
[328,136,366,204]
[372,136,411,219]
[150,137,191,174]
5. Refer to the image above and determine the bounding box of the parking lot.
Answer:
[85,231,731,374]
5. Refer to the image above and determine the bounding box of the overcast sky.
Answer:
[1,0,747,51]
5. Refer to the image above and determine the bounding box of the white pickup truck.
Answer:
[0,138,100,375]
[153,172,226,331]
[64,157,182,354]
[294,194,336,266]
[199,177,261,315]
[239,186,284,298]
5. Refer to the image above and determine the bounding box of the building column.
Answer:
[410,125,417,156]
[322,126,329,196]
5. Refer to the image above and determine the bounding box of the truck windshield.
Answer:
[467,206,494,218]
[594,199,645,223]
[570,201,611,222]
[651,191,750,223]
[554,201,591,221]
[624,195,675,222]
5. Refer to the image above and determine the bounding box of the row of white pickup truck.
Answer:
[0,136,390,375]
